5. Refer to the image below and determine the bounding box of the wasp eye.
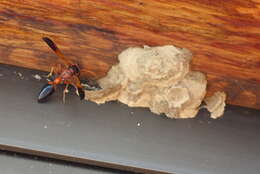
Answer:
[38,84,55,103]
[70,65,80,74]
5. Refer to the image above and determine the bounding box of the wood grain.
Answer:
[0,0,259,109]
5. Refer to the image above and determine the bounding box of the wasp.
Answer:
[38,37,85,103]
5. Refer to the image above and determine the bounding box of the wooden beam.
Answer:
[0,0,259,109]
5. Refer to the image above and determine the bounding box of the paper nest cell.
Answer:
[85,45,226,119]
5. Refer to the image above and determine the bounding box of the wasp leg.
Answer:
[46,67,54,78]
[63,84,70,104]
[46,64,63,78]
[67,76,85,100]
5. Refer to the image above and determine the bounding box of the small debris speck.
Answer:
[137,122,141,126]
[44,125,48,129]
[18,72,23,77]
[0,73,3,77]
[30,165,34,169]
[14,71,24,79]
[130,112,134,115]
[33,74,42,80]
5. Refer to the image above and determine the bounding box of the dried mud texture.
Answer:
[85,45,225,119]
[204,92,226,119]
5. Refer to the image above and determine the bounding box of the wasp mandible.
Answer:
[38,37,85,103]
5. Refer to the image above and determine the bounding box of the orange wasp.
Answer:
[38,37,85,103]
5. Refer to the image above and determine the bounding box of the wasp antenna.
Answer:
[42,37,58,52]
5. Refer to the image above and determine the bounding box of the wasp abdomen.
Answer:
[38,84,55,103]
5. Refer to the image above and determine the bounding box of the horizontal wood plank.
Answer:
[0,0,259,109]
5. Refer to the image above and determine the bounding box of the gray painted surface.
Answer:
[0,64,259,174]
[0,151,132,174]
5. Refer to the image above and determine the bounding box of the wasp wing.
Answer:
[42,37,73,67]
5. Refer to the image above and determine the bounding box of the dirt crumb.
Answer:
[33,74,42,80]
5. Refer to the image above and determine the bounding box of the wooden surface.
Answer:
[0,0,259,109]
